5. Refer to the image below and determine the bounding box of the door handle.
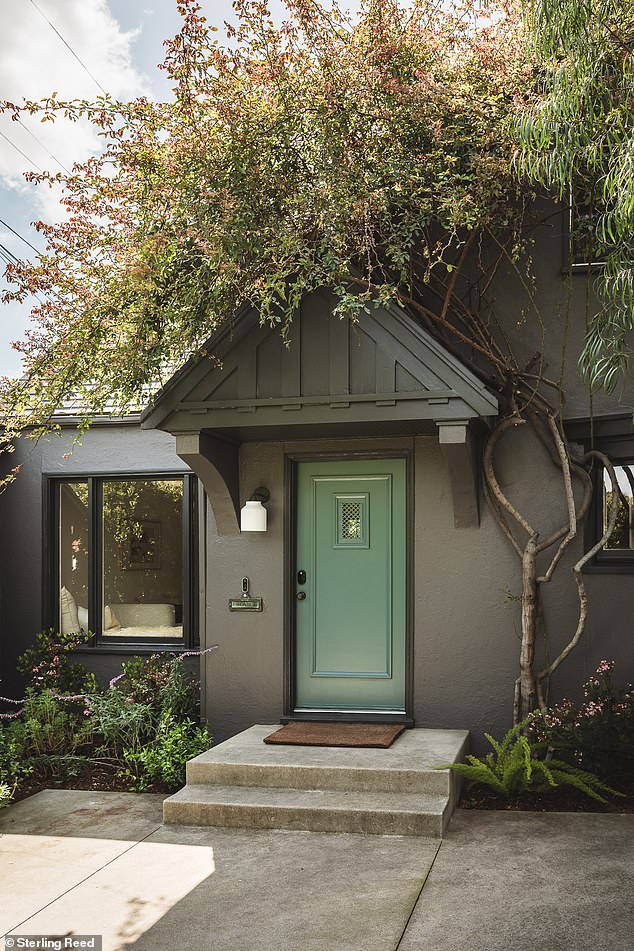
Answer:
[296,591,306,601]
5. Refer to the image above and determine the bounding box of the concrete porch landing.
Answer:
[164,725,469,836]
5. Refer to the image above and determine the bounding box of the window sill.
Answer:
[561,262,605,275]
[74,643,196,656]
[583,561,634,575]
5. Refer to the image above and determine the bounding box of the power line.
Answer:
[0,243,55,311]
[0,217,41,256]
[0,240,51,307]
[28,0,108,97]
[0,241,23,273]
[0,239,18,261]
[16,118,71,175]
[0,242,18,264]
[0,129,42,172]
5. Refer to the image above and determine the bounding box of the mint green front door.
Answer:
[295,459,407,713]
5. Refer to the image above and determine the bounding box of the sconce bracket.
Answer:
[250,486,270,504]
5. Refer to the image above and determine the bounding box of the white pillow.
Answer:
[76,605,121,632]
[104,605,121,631]
[60,586,80,635]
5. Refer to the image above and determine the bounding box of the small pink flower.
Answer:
[596,660,614,675]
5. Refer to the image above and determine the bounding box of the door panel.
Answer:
[295,459,406,712]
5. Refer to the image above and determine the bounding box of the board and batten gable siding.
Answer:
[141,290,498,439]
[142,292,497,537]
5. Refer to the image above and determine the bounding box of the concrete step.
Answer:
[163,783,452,837]
[186,725,469,796]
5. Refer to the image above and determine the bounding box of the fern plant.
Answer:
[436,721,623,803]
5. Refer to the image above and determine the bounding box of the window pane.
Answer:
[101,479,184,638]
[569,184,605,266]
[59,481,89,634]
[604,465,634,550]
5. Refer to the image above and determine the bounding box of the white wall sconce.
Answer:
[240,486,270,532]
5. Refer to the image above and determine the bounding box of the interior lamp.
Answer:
[240,487,270,532]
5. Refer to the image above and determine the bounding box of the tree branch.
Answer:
[483,415,537,539]
[484,477,523,558]
[536,414,576,571]
[527,411,592,553]
[439,232,476,323]
[537,450,621,693]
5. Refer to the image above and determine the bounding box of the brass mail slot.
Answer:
[229,598,263,612]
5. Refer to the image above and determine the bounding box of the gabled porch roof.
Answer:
[141,291,498,533]
[141,291,497,438]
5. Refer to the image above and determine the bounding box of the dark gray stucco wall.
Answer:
[487,199,634,417]
[201,441,286,739]
[200,432,634,749]
[0,436,43,694]
[4,417,630,745]
[412,429,632,743]
[196,208,634,746]
[0,423,193,698]
[2,204,633,750]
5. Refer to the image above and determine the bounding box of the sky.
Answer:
[0,0,295,377]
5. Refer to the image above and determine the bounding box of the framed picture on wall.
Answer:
[122,519,162,570]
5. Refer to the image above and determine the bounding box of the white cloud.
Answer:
[0,0,150,222]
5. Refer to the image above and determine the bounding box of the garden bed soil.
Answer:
[10,769,634,814]
[461,782,634,814]
[12,765,173,803]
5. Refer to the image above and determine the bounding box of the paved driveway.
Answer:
[0,790,631,951]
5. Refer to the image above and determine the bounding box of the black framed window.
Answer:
[49,474,198,647]
[563,183,606,272]
[568,416,634,572]
[593,459,634,568]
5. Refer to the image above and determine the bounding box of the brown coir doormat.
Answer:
[263,722,406,748]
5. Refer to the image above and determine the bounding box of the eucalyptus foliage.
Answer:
[515,0,634,391]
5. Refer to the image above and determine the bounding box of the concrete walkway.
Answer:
[0,790,632,951]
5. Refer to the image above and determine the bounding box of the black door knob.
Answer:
[296,591,306,601]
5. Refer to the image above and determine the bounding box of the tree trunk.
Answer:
[483,411,608,726]
[518,536,538,722]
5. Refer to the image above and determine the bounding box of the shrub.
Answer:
[114,653,199,721]
[437,721,622,803]
[11,690,81,756]
[8,690,90,780]
[84,689,156,759]
[529,661,634,786]
[3,644,210,801]
[0,728,32,808]
[119,710,211,791]
[17,629,98,695]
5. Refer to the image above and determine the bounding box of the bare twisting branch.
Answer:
[483,415,537,539]
[537,450,621,697]
[536,414,577,571]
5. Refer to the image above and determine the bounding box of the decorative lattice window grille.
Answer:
[334,494,369,548]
